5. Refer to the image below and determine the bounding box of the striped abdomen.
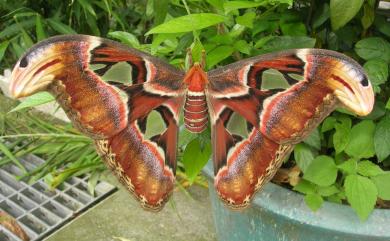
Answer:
[184,93,208,133]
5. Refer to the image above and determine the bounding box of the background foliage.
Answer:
[0,0,390,220]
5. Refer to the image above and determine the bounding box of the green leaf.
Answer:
[371,172,390,200]
[35,15,46,41]
[47,18,77,34]
[337,158,357,175]
[357,160,384,177]
[317,185,340,197]
[363,59,388,87]
[293,143,315,173]
[345,120,376,159]
[361,1,375,30]
[0,142,27,173]
[293,179,316,194]
[303,155,338,186]
[312,3,330,29]
[321,116,336,132]
[146,13,225,35]
[9,92,55,113]
[344,174,377,220]
[333,117,351,154]
[355,37,390,63]
[108,31,140,48]
[233,40,251,55]
[236,12,256,28]
[303,128,321,150]
[223,1,265,14]
[304,193,323,211]
[374,115,390,161]
[386,98,390,110]
[206,45,234,69]
[280,22,306,36]
[153,0,169,25]
[207,0,225,11]
[330,0,364,30]
[182,138,212,183]
[259,36,316,53]
[191,39,205,64]
[0,41,9,63]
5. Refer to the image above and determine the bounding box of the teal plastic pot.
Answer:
[203,162,390,241]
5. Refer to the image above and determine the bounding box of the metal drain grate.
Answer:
[0,154,116,241]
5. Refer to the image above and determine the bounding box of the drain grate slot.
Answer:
[0,154,117,241]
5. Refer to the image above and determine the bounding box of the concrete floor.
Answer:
[45,175,217,241]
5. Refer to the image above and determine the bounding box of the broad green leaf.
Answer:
[207,0,225,11]
[293,143,315,173]
[236,12,256,28]
[333,117,351,154]
[47,18,77,34]
[330,0,364,30]
[182,138,212,183]
[304,193,323,211]
[293,179,316,194]
[303,128,321,150]
[303,155,337,186]
[108,31,140,48]
[374,115,390,161]
[78,0,97,18]
[146,13,225,34]
[206,45,234,69]
[386,98,390,110]
[357,160,384,177]
[321,116,336,132]
[371,172,390,200]
[259,36,315,53]
[280,22,306,36]
[0,41,9,62]
[355,37,390,63]
[224,1,265,14]
[35,15,46,41]
[344,174,377,220]
[233,40,251,55]
[345,120,376,159]
[374,16,390,38]
[153,0,169,25]
[9,92,55,113]
[0,142,27,173]
[337,158,357,175]
[317,185,340,197]
[363,59,388,87]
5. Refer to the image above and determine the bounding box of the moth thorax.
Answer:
[184,92,208,133]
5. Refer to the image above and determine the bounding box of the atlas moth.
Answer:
[9,35,374,211]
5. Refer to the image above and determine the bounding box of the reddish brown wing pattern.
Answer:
[10,35,185,211]
[207,49,373,208]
